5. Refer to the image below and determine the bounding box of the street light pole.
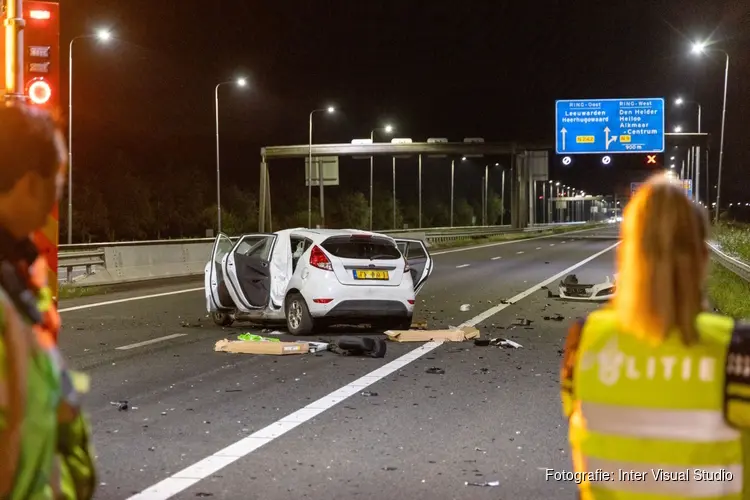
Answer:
[369,130,374,230]
[450,159,455,227]
[68,38,74,245]
[214,83,223,233]
[67,30,111,244]
[308,107,335,228]
[308,111,314,228]
[715,52,729,223]
[215,77,247,234]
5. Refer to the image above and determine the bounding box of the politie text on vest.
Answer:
[579,338,716,386]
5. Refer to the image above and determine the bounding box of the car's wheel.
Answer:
[286,293,314,336]
[212,310,235,327]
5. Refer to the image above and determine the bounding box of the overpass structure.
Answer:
[257,141,553,232]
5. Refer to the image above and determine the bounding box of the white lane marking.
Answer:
[536,247,542,250]
[59,288,203,313]
[516,251,524,254]
[428,226,603,256]
[61,226,607,314]
[550,244,555,247]
[455,264,470,268]
[491,256,502,261]
[126,241,620,500]
[115,334,188,351]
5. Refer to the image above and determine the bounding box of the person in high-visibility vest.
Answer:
[0,103,96,499]
[561,173,750,499]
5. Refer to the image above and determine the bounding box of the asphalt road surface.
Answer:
[58,226,620,500]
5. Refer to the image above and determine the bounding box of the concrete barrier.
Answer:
[60,223,598,287]
[76,241,211,286]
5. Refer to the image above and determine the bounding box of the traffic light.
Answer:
[23,1,60,110]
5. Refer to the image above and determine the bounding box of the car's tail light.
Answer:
[310,245,333,271]
[408,299,415,305]
[313,298,333,304]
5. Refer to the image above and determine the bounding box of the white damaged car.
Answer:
[204,228,433,335]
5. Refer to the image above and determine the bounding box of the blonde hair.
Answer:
[613,173,709,345]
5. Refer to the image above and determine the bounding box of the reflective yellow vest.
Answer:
[561,309,749,500]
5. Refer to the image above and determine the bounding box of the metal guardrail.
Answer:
[56,222,598,286]
[708,242,750,282]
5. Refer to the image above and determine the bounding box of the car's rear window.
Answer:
[321,236,401,260]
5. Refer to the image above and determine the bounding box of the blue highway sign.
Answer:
[555,98,665,155]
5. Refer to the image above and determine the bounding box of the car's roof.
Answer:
[276,227,393,243]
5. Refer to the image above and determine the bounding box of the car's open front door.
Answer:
[394,238,433,294]
[223,233,277,312]
[206,233,236,312]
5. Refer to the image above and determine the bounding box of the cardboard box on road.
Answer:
[385,326,480,343]
[214,339,310,355]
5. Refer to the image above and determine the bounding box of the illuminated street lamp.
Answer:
[67,28,112,244]
[673,125,683,133]
[215,77,248,233]
[308,105,337,227]
[692,40,729,222]
[366,123,394,229]
[461,156,467,161]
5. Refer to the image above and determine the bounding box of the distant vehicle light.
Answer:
[28,79,52,104]
[29,10,51,19]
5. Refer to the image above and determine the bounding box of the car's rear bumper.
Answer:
[320,299,410,319]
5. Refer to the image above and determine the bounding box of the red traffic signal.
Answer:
[24,1,60,110]
[27,78,52,104]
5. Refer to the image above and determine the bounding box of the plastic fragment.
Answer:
[465,480,500,487]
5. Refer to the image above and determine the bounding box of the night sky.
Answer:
[61,0,749,205]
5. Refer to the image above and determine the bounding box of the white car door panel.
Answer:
[206,233,236,312]
[223,234,276,312]
[394,238,433,294]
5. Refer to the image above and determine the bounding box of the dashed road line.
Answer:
[455,264,470,268]
[115,334,188,351]
[491,256,502,261]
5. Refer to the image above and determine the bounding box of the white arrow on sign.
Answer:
[560,127,567,151]
[604,127,617,150]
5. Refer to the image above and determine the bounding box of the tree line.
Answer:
[58,151,506,243]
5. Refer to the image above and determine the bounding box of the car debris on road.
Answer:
[548,273,616,302]
[385,326,480,342]
[474,337,523,348]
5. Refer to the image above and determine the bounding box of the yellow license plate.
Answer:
[353,270,389,280]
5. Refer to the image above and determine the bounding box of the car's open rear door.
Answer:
[223,233,277,312]
[394,238,433,294]
[206,233,236,312]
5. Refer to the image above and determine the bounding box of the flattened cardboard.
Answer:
[385,326,480,343]
[214,339,310,355]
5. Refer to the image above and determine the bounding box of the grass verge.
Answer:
[706,262,750,319]
[58,284,113,300]
[713,223,750,263]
